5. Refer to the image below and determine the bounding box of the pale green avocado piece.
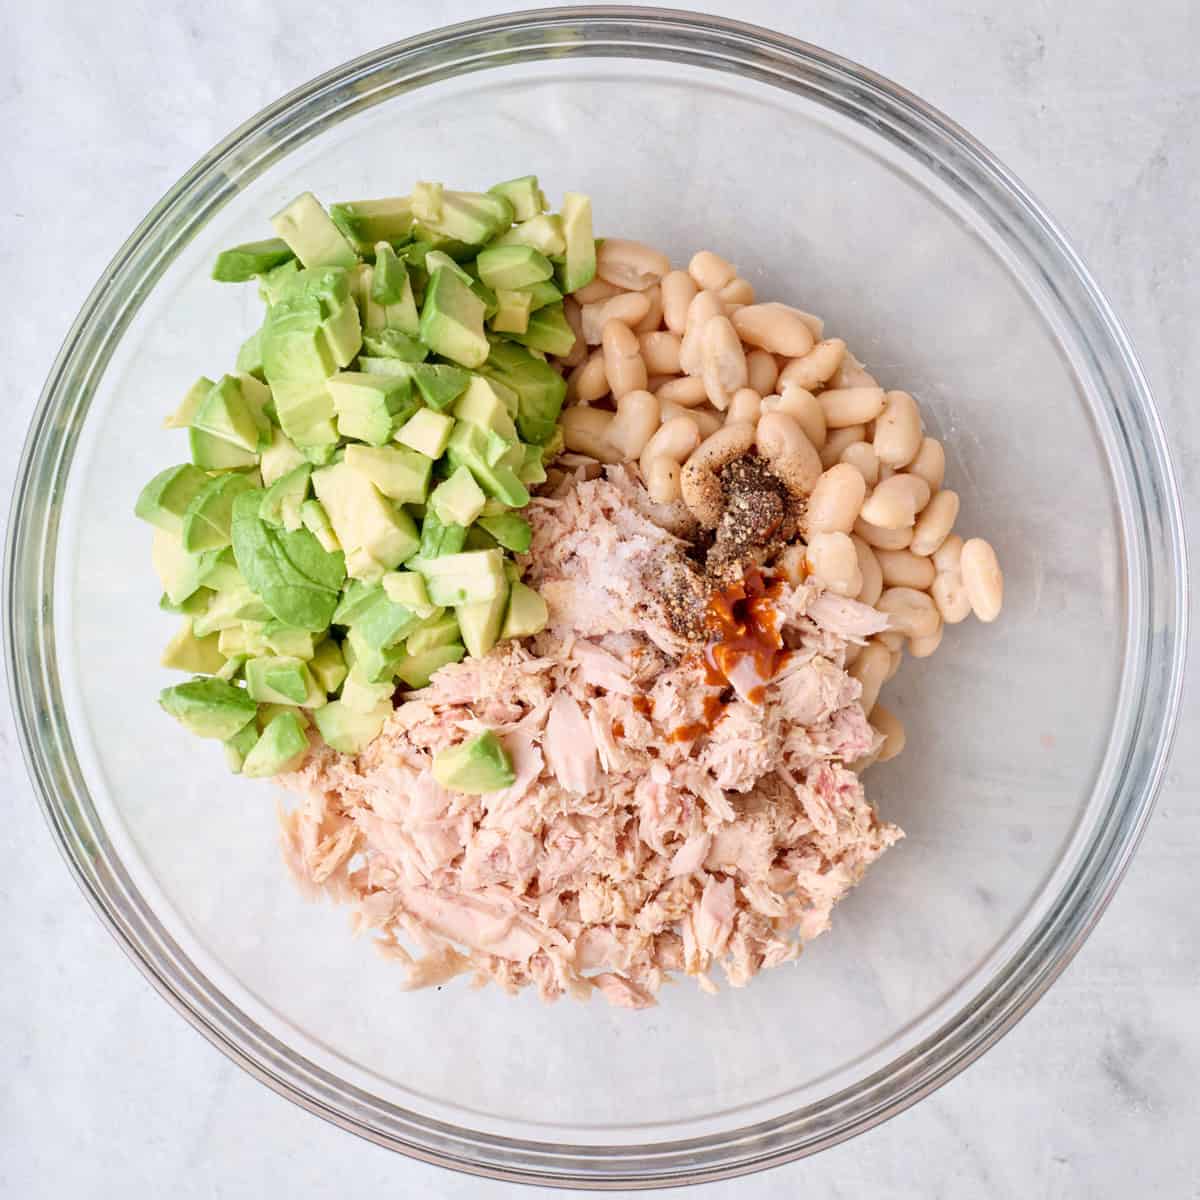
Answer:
[394,642,465,690]
[328,371,418,445]
[475,244,554,291]
[212,237,294,282]
[245,656,326,708]
[491,289,533,334]
[488,175,547,223]
[236,330,265,379]
[188,427,259,471]
[261,296,336,383]
[344,625,406,683]
[300,498,341,553]
[474,340,567,445]
[517,442,548,486]
[241,710,311,777]
[477,512,532,553]
[164,376,215,430]
[161,622,226,674]
[217,653,248,682]
[309,637,348,694]
[411,181,444,223]
[256,702,309,732]
[259,259,301,304]
[259,428,307,487]
[348,587,423,653]
[192,584,272,637]
[502,580,549,640]
[223,719,260,773]
[258,464,312,531]
[417,190,513,246]
[343,549,388,583]
[381,570,436,616]
[371,242,409,304]
[181,472,256,552]
[517,279,562,311]
[355,262,421,336]
[192,375,270,454]
[329,197,414,252]
[314,698,392,754]
[135,464,210,534]
[311,461,421,575]
[159,676,257,740]
[419,267,488,368]
[395,408,455,458]
[160,585,214,617]
[405,612,461,656]
[412,548,508,607]
[456,574,510,658]
[445,424,531,507]
[429,465,487,527]
[410,363,472,412]
[361,328,428,362]
[343,444,432,504]
[339,665,394,714]
[510,302,576,357]
[432,730,515,794]
[263,623,317,659]
[453,376,519,442]
[152,529,222,605]
[424,250,473,285]
[493,213,566,257]
[559,192,597,292]
[269,378,337,449]
[332,577,386,626]
[218,623,269,659]
[418,510,468,560]
[271,192,358,269]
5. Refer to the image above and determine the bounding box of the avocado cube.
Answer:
[218,623,268,659]
[258,259,301,304]
[343,444,432,504]
[259,428,307,487]
[431,730,515,794]
[519,279,563,311]
[559,192,597,292]
[236,330,265,379]
[510,302,577,357]
[160,585,214,617]
[488,175,547,223]
[269,377,337,449]
[417,190,513,247]
[474,341,567,445]
[517,442,548,486]
[405,612,460,655]
[261,295,336,382]
[381,570,435,617]
[299,498,340,553]
[258,464,312,531]
[222,719,261,773]
[328,371,418,445]
[370,242,409,304]
[164,377,215,430]
[263,623,317,659]
[271,191,358,269]
[456,574,510,658]
[395,408,454,458]
[392,641,464,690]
[160,622,226,674]
[476,245,554,292]
[412,363,472,412]
[412,181,444,223]
[429,466,487,528]
[135,464,211,535]
[255,702,310,733]
[241,709,311,777]
[453,376,519,442]
[212,237,294,283]
[245,656,325,707]
[313,697,392,754]
[329,197,414,253]
[494,214,566,257]
[181,472,257,552]
[491,289,533,334]
[476,512,532,553]
[501,580,549,640]
[344,626,406,683]
[191,585,272,637]
[352,589,422,653]
[361,328,428,362]
[414,549,508,607]
[424,250,473,285]
[158,676,257,740]
[338,663,396,714]
[312,461,421,575]
[445,424,531,507]
[357,262,420,335]
[419,267,488,368]
[152,529,222,606]
[417,510,468,560]
[308,637,348,694]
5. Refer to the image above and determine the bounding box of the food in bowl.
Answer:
[136,179,1002,1007]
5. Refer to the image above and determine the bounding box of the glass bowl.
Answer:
[5,7,1187,1189]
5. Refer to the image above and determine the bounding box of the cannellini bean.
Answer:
[859,474,931,529]
[853,516,913,550]
[907,437,945,491]
[778,338,846,391]
[873,390,923,468]
[639,416,701,503]
[645,374,673,392]
[689,250,737,291]
[602,319,648,400]
[606,390,660,461]
[639,331,682,375]
[661,269,698,334]
[776,543,807,586]
[871,704,906,762]
[850,642,891,715]
[596,238,671,291]
[571,277,624,304]
[874,548,936,590]
[805,531,862,597]
[561,406,621,463]
[876,587,940,639]
[819,424,867,469]
[581,292,652,344]
[731,303,817,357]
[932,532,964,573]
[701,315,749,409]
[931,569,971,623]
[875,629,906,652]
[746,349,779,396]
[910,489,960,556]
[820,386,886,429]
[635,284,664,333]
[852,535,883,607]
[839,441,880,487]
[643,458,680,503]
[844,641,863,667]
[679,290,725,376]
[794,310,824,339]
[727,387,762,424]
[755,411,822,497]
[765,384,826,450]
[829,352,878,389]
[560,297,587,367]
[961,538,1003,621]
[909,623,944,658]
[655,375,709,408]
[805,463,867,535]
[720,277,756,308]
[680,422,757,526]
[689,406,723,438]
[567,350,610,404]
[884,646,903,681]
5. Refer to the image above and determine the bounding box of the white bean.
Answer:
[635,285,663,333]
[884,645,903,681]
[871,704,906,762]
[688,250,737,291]
[567,350,610,404]
[778,338,846,391]
[701,315,748,409]
[819,424,867,469]
[720,277,756,308]
[910,489,960,556]
[727,387,762,425]
[850,642,891,715]
[596,238,671,291]
[805,463,867,536]
[874,548,936,590]
[680,422,757,526]
[907,437,946,492]
[606,390,660,461]
[679,290,725,376]
[931,569,971,624]
[581,292,652,344]
[909,623,944,658]
[561,406,621,463]
[961,538,1004,622]
[571,277,623,304]
[820,386,886,429]
[655,375,709,408]
[639,331,682,375]
[853,516,913,550]
[876,587,940,639]
[639,416,701,503]
[765,384,827,450]
[851,535,884,607]
[839,440,880,487]
[560,297,587,367]
[794,310,825,339]
[873,390,923,468]
[829,352,878,389]
[755,411,822,497]
[805,531,862,597]
[661,269,698,334]
[859,474,931,529]
[875,629,906,652]
[746,349,779,396]
[731,303,817,357]
[933,532,964,573]
[602,319,648,400]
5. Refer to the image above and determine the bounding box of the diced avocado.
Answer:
[158,676,257,740]
[371,242,409,304]
[241,709,311,777]
[456,574,510,658]
[494,213,566,257]
[418,510,467,560]
[164,377,215,430]
[502,580,549,639]
[268,378,336,450]
[152,529,222,605]
[474,340,567,445]
[160,622,226,674]
[416,189,513,246]
[259,259,301,304]
[393,641,465,689]
[346,585,423,652]
[270,192,357,269]
[235,330,265,379]
[381,570,436,617]
[395,407,454,458]
[188,427,259,471]
[468,276,499,320]
[261,295,335,382]
[299,498,340,552]
[314,697,392,754]
[308,637,348,694]
[412,548,508,607]
[160,585,214,617]
[510,302,576,357]
[491,289,533,334]
[263,623,317,659]
[412,181,444,223]
[259,428,307,487]
[431,730,515,794]
[212,237,294,282]
[419,267,488,368]
[328,371,418,445]
[488,175,547,223]
[339,663,395,713]
[192,375,269,454]
[357,263,420,335]
[181,472,256,552]
[559,192,597,292]
[445,424,531,507]
[477,512,532,553]
[192,584,272,636]
[218,623,268,659]
[429,465,487,527]
[405,613,461,656]
[311,461,420,575]
[412,363,472,411]
[517,442,548,486]
[245,656,325,707]
[256,702,310,732]
[344,626,406,683]
[135,464,210,534]
[453,376,519,442]
[329,197,414,252]
[258,464,312,531]
[464,525,498,551]
[343,444,432,504]
[361,328,428,361]
[518,279,563,311]
[424,250,473,285]
[223,719,261,773]
[476,245,554,291]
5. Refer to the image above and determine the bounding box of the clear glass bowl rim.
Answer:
[4,6,1188,1189]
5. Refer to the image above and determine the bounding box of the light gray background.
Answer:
[2,2,1196,1197]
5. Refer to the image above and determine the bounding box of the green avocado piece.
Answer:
[456,574,510,658]
[263,623,317,659]
[416,189,513,246]
[338,663,395,714]
[212,237,294,283]
[299,498,340,553]
[259,428,307,487]
[269,379,337,450]
[412,548,508,607]
[268,266,363,367]
[152,529,222,606]
[395,408,455,458]
[192,375,270,454]
[476,512,532,553]
[160,622,226,674]
[355,262,421,336]
[445,424,531,507]
[258,259,301,304]
[164,377,215,430]
[245,656,325,707]
[328,371,418,445]
[159,676,257,740]
[361,328,428,362]
[181,472,257,552]
[419,267,488,368]
[464,525,498,551]
[217,623,268,659]
[518,279,563,311]
[159,585,214,617]
[411,181,444,223]
[381,570,436,616]
[241,709,311,777]
[491,289,533,334]
[371,242,409,305]
[192,584,272,637]
[453,376,519,442]
[309,637,348,694]
[417,510,467,560]
[517,442,548,486]
[494,213,566,257]
[474,340,567,445]
[509,302,577,357]
[329,197,414,252]
[350,588,422,653]
[236,330,265,379]
[314,697,392,754]
[412,363,472,412]
[256,702,309,732]
[188,428,259,471]
[311,461,420,575]
[271,192,357,269]
[430,465,487,528]
[501,580,549,640]
[559,192,597,292]
[488,175,547,223]
[405,612,461,656]
[394,641,465,690]
[476,245,554,292]
[343,444,432,504]
[258,464,312,531]
[431,730,515,794]
[135,464,210,534]
[344,626,406,683]
[261,295,336,382]
[223,719,261,773]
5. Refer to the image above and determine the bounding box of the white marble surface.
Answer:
[2,1,1197,1196]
